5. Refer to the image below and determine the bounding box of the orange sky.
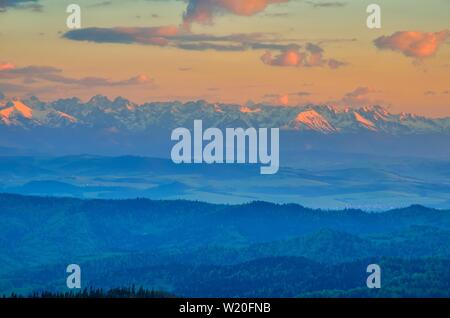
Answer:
[0,0,449,117]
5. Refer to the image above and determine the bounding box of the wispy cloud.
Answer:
[304,1,346,8]
[0,0,42,12]
[425,90,450,96]
[64,26,180,46]
[87,1,113,8]
[293,91,312,96]
[330,86,384,108]
[64,27,304,52]
[0,63,153,91]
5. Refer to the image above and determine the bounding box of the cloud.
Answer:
[0,81,27,93]
[61,0,351,70]
[425,90,450,96]
[0,0,42,12]
[261,49,302,66]
[0,63,153,89]
[121,74,152,85]
[64,27,303,52]
[62,0,353,60]
[331,86,384,107]
[293,91,311,96]
[182,0,288,28]
[64,26,180,46]
[344,87,374,99]
[260,43,346,69]
[304,1,346,8]
[374,30,450,59]
[327,58,346,69]
[0,62,16,71]
[263,93,290,105]
[87,1,113,8]
[278,94,289,105]
[263,91,313,105]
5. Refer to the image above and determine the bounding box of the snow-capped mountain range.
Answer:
[1,95,450,134]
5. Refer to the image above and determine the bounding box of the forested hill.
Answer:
[1,193,450,297]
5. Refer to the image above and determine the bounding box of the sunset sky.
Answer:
[0,0,449,117]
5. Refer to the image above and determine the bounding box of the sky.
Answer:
[0,0,449,117]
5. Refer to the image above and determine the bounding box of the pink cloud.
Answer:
[260,44,346,69]
[261,49,304,67]
[125,74,152,85]
[183,0,288,28]
[374,30,450,58]
[0,62,15,71]
[278,94,289,105]
[218,0,288,15]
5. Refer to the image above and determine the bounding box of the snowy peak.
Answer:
[10,100,33,118]
[0,96,449,135]
[0,98,77,127]
[353,112,377,131]
[0,100,33,124]
[240,106,261,113]
[292,109,336,133]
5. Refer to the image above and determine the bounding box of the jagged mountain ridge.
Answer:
[1,95,450,134]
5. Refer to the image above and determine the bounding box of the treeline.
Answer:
[3,286,174,299]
